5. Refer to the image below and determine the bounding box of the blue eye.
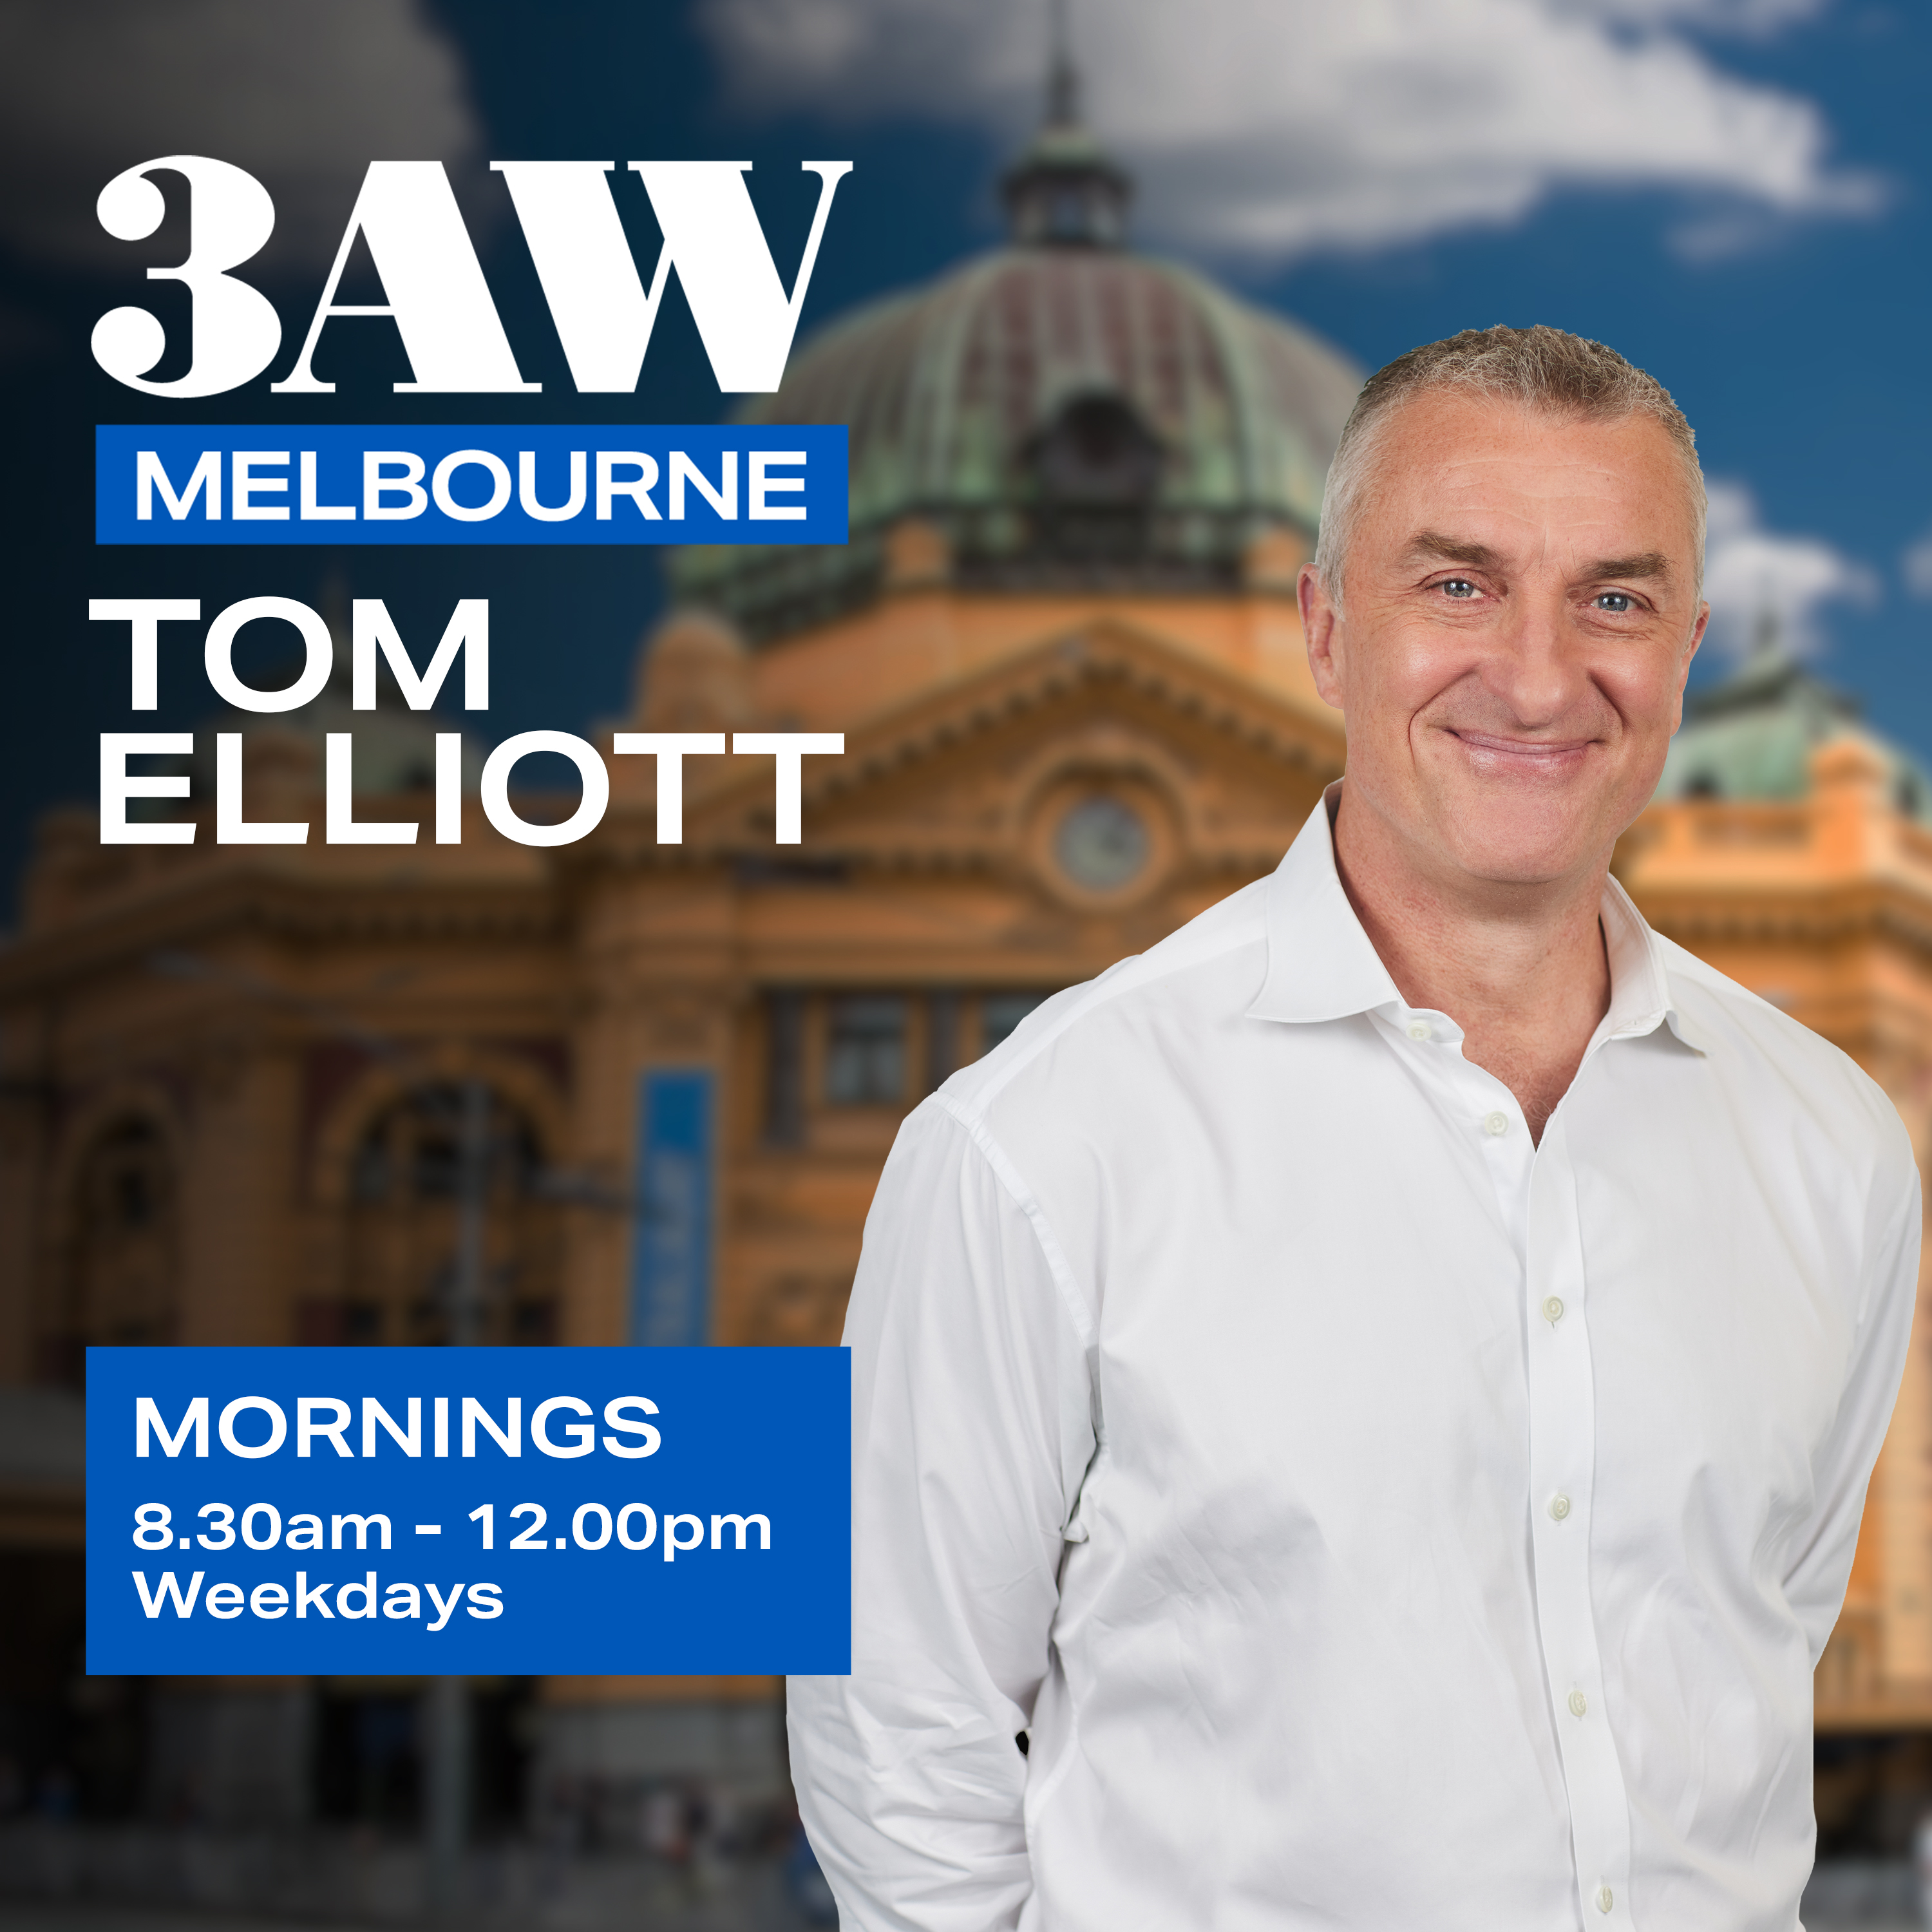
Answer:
[1596,592,1634,613]
[1440,579,1477,599]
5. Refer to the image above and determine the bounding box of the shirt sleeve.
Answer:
[1783,1135,1924,1664]
[786,1097,1098,1932]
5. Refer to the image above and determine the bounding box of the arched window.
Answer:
[41,1117,178,1385]
[335,1083,562,1347]
[1023,392,1164,564]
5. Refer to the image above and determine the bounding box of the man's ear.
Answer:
[1671,600,1710,728]
[1299,563,1346,712]
[1683,601,1709,681]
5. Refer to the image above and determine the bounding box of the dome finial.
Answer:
[1001,0,1131,248]
[1045,0,1079,129]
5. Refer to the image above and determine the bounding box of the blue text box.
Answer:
[87,1346,849,1674]
[95,426,847,545]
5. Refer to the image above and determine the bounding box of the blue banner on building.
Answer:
[95,424,848,545]
[630,1070,714,1349]
[88,1346,849,1675]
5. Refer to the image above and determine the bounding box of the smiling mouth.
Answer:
[1444,730,1600,766]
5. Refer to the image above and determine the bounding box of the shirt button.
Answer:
[1549,1493,1571,1521]
[1596,1884,1614,1913]
[1568,1690,1588,1718]
[1482,1110,1508,1137]
[1542,1296,1565,1324]
[1406,1021,1431,1041]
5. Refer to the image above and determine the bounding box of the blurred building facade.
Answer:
[4,87,1932,1893]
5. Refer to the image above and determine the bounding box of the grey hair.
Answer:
[1312,324,1707,613]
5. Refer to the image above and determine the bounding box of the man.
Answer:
[787,327,1921,1929]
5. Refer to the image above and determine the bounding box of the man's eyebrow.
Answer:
[1399,532,1504,571]
[1582,552,1671,582]
[1397,536,1675,584]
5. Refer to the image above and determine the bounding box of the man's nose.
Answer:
[1484,591,1586,726]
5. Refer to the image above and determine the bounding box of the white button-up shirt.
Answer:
[789,794,1921,1932]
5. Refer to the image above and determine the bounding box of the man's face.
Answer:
[1299,391,1709,895]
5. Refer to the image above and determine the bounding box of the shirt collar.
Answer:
[1246,784,1709,1055]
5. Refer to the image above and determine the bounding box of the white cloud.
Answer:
[700,0,1879,264]
[1701,480,1877,658]
[0,0,481,271]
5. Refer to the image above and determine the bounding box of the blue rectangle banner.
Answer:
[86,1346,849,1674]
[95,425,847,545]
[631,1070,714,1349]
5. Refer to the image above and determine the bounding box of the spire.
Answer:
[1045,0,1078,128]
[1748,587,1786,664]
[1001,0,1131,248]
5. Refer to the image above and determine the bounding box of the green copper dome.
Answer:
[1657,637,1932,822]
[672,113,1363,643]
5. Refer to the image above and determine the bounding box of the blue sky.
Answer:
[2,0,1928,915]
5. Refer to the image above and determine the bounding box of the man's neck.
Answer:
[1329,785,1613,1144]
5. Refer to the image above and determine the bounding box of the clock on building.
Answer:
[1054,794,1149,893]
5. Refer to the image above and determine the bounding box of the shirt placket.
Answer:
[1526,1106,1634,1926]
[1385,1008,1638,1926]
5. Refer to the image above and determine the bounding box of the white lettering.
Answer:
[135,1395,207,1458]
[352,598,488,710]
[663,1512,705,1562]
[216,732,308,846]
[731,731,844,844]
[461,1395,522,1458]
[432,448,513,522]
[297,1397,354,1457]
[101,734,195,846]
[136,452,220,522]
[241,1504,281,1550]
[518,450,586,522]
[93,156,281,397]
[219,1396,287,1459]
[711,1511,771,1551]
[337,1572,379,1618]
[610,733,723,844]
[327,735,418,845]
[272,162,538,396]
[364,451,428,520]
[596,450,659,520]
[131,1570,205,1617]
[601,1397,662,1459]
[531,1396,595,1458]
[90,598,200,710]
[628,162,851,392]
[363,1397,422,1458]
[300,451,355,520]
[748,450,807,520]
[436,734,465,846]
[480,731,610,848]
[205,596,333,713]
[668,450,735,520]
[231,450,289,520]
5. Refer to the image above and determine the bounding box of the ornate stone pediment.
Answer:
[599,618,1345,909]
